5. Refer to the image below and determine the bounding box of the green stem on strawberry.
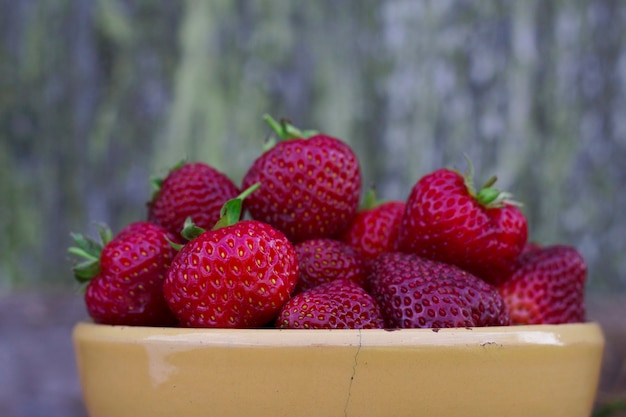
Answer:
[460,155,522,209]
[176,182,263,244]
[164,181,259,236]
[476,186,501,206]
[481,175,498,189]
[361,186,380,210]
[212,182,261,230]
[67,224,112,283]
[263,114,318,141]
[67,237,99,261]
[179,217,205,245]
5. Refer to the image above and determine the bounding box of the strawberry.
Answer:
[163,185,299,328]
[368,252,510,329]
[147,161,240,238]
[339,189,405,266]
[521,242,542,254]
[497,245,586,324]
[293,238,367,294]
[395,162,527,285]
[241,115,361,244]
[68,222,178,326]
[276,278,385,329]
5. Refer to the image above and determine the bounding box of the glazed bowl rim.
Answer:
[73,320,604,348]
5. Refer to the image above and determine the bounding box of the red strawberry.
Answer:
[395,164,527,285]
[148,161,240,238]
[497,245,586,324]
[293,238,367,294]
[368,252,510,329]
[241,115,361,244]
[339,190,405,265]
[69,222,178,326]
[276,278,385,329]
[521,242,542,254]
[163,185,299,328]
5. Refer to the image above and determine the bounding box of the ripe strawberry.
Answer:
[339,190,405,265]
[147,161,240,238]
[368,252,510,329]
[395,163,527,285]
[497,245,586,324]
[293,238,367,294]
[241,115,361,244]
[276,278,385,329]
[68,222,178,326]
[521,242,542,254]
[163,185,299,328]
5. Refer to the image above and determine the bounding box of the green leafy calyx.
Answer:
[262,114,318,150]
[460,155,522,209]
[361,186,380,210]
[178,180,260,243]
[212,182,261,230]
[67,224,112,283]
[178,217,206,244]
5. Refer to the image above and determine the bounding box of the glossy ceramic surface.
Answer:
[73,322,604,417]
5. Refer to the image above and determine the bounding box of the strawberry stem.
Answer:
[476,187,501,206]
[68,235,99,261]
[263,114,290,138]
[263,114,318,141]
[212,182,261,230]
[481,175,498,189]
[462,153,477,196]
[166,236,184,251]
[67,223,112,283]
[97,223,113,246]
[179,183,262,238]
[361,186,379,210]
[459,155,522,209]
[180,217,206,242]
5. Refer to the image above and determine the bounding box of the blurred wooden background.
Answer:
[0,0,625,293]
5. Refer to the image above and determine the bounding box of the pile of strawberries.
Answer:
[69,115,587,330]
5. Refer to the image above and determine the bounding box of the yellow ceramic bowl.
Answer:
[73,321,604,417]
